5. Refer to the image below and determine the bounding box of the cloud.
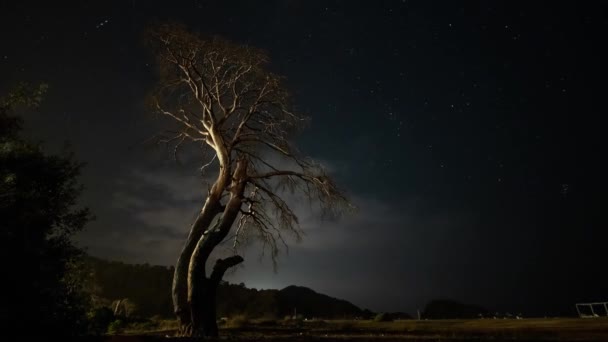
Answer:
[77,154,479,314]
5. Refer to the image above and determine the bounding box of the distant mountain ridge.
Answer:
[279,285,369,318]
[85,257,372,319]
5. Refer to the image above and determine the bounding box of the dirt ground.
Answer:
[102,317,608,341]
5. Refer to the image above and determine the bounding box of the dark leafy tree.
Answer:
[146,23,352,337]
[1,83,93,336]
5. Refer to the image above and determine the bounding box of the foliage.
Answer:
[87,307,116,335]
[107,319,125,334]
[1,83,93,336]
[112,298,139,318]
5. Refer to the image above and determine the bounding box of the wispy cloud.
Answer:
[77,155,475,314]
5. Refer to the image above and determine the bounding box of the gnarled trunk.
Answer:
[172,137,232,335]
[187,159,248,337]
[172,198,221,334]
[190,256,244,337]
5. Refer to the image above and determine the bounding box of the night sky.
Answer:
[2,1,607,317]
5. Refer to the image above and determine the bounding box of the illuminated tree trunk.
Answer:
[171,199,220,334]
[149,23,351,338]
[173,138,231,335]
[172,170,230,334]
[188,160,248,337]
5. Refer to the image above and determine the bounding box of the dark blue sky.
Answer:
[2,1,606,317]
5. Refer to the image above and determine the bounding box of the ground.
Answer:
[102,317,608,341]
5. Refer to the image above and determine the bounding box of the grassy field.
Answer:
[106,317,608,341]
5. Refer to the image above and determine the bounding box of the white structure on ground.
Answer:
[575,301,608,318]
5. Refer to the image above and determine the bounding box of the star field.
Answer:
[1,1,606,316]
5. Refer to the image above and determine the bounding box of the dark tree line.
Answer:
[1,84,93,336]
[83,257,371,320]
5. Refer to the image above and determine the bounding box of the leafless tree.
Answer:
[146,23,351,337]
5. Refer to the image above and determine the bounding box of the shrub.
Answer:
[107,319,125,334]
[111,298,139,318]
[87,307,115,335]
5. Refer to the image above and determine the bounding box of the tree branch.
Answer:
[210,256,244,284]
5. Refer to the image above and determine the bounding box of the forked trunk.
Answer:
[206,255,244,335]
[189,256,244,337]
[188,160,248,337]
[172,196,222,334]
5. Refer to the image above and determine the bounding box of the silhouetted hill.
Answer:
[422,299,489,319]
[277,285,368,319]
[85,257,369,319]
[86,257,174,318]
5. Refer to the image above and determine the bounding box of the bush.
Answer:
[2,83,94,337]
[107,319,125,334]
[87,307,115,335]
[112,298,139,318]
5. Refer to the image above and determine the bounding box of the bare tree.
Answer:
[146,23,350,337]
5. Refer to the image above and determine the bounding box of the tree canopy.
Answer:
[147,24,350,256]
[146,23,352,336]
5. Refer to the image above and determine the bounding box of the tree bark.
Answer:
[206,256,244,335]
[172,194,222,334]
[188,159,248,337]
[190,256,244,337]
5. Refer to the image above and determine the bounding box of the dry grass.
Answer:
[318,317,608,340]
[113,317,608,341]
[226,314,250,328]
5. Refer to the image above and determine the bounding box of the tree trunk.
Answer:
[188,160,248,337]
[172,196,222,334]
[189,278,215,337]
[190,256,244,337]
[172,152,232,335]
[207,256,244,336]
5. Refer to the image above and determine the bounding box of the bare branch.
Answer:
[146,23,352,269]
[200,154,217,175]
[210,256,244,284]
